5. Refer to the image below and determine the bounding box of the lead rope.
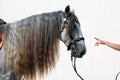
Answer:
[71,55,84,80]
[115,72,120,80]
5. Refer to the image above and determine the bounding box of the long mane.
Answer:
[2,11,64,79]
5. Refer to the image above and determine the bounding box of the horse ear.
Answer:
[0,19,6,25]
[65,5,70,14]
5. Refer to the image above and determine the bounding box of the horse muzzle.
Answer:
[70,44,86,58]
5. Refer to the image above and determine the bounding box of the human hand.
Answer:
[95,37,105,46]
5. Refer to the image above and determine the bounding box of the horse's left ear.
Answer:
[65,5,70,14]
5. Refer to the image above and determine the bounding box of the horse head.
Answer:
[60,5,87,58]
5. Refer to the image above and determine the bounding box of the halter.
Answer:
[60,16,85,80]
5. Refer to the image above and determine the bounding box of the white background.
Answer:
[0,0,120,80]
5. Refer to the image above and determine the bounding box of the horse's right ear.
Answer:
[65,5,70,14]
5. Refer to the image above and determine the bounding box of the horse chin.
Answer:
[79,50,86,58]
[71,50,86,58]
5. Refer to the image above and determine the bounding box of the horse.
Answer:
[0,5,86,80]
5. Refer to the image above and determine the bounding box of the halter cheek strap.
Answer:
[60,17,68,34]
[60,17,69,42]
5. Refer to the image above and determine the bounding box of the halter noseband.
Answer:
[70,37,84,45]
